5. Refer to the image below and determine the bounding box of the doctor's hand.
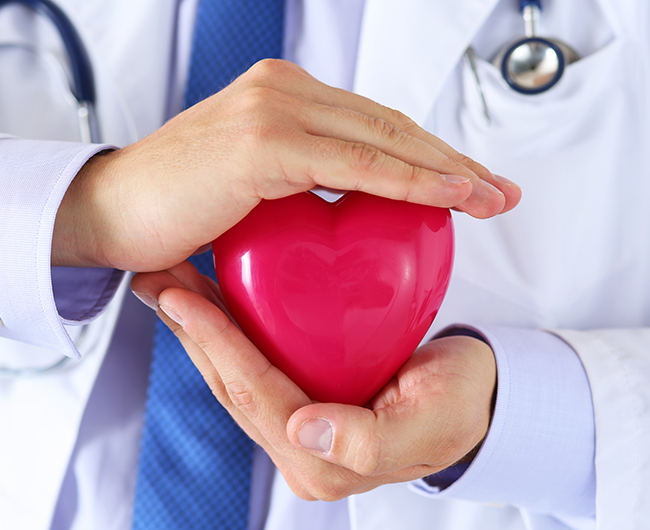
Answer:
[131,261,497,501]
[53,59,520,270]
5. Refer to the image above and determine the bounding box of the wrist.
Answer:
[52,150,116,267]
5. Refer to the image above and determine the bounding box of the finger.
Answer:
[478,174,521,214]
[303,110,519,217]
[192,243,214,255]
[197,275,241,326]
[131,268,236,417]
[256,62,521,214]
[150,286,277,447]
[290,103,506,217]
[133,275,321,499]
[286,400,453,477]
[156,286,312,443]
[294,98,480,179]
[132,262,242,332]
[157,287,329,500]
[133,267,332,500]
[131,261,220,307]
[155,285,452,499]
[257,130,474,209]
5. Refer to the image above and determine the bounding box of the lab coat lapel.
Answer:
[354,0,499,124]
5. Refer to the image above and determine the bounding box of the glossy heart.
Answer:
[212,191,454,405]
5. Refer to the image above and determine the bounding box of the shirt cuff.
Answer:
[52,267,125,324]
[412,325,596,520]
[0,138,116,358]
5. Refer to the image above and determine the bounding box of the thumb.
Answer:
[287,401,441,476]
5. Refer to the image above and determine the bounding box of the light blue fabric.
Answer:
[414,325,596,521]
[0,138,111,355]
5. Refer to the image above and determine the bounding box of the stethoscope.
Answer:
[494,0,580,94]
[466,0,580,123]
[0,0,97,377]
[0,0,100,143]
[0,0,581,374]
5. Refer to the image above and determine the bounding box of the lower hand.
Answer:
[131,262,497,500]
[53,59,520,270]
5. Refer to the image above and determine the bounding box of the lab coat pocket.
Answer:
[461,37,626,150]
[444,35,648,329]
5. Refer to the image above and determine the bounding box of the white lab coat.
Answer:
[1,0,649,529]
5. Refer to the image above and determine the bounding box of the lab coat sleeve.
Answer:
[551,328,650,529]
[0,137,123,358]
[412,325,596,525]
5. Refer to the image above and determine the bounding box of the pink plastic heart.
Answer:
[212,191,454,406]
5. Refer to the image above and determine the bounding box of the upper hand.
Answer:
[131,262,497,501]
[53,59,520,270]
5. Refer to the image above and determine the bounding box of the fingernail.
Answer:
[441,174,471,185]
[492,174,521,189]
[132,291,158,311]
[160,305,184,328]
[481,179,505,196]
[297,418,333,453]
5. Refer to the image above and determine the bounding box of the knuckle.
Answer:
[370,116,395,136]
[204,372,228,402]
[386,107,420,135]
[235,89,285,146]
[219,359,274,421]
[238,85,278,113]
[246,58,300,83]
[369,117,406,146]
[303,482,332,501]
[406,164,426,185]
[247,58,283,80]
[236,86,296,141]
[456,153,476,168]
[223,378,260,419]
[304,474,355,502]
[290,461,359,502]
[289,485,317,502]
[313,489,347,502]
[275,466,319,501]
[398,166,428,204]
[347,142,384,174]
[349,430,383,476]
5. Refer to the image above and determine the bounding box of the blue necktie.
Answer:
[132,1,284,528]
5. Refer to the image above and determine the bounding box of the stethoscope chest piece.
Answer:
[492,0,579,94]
[498,37,565,94]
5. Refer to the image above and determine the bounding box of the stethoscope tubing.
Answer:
[519,0,541,12]
[0,0,97,376]
[0,0,99,142]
